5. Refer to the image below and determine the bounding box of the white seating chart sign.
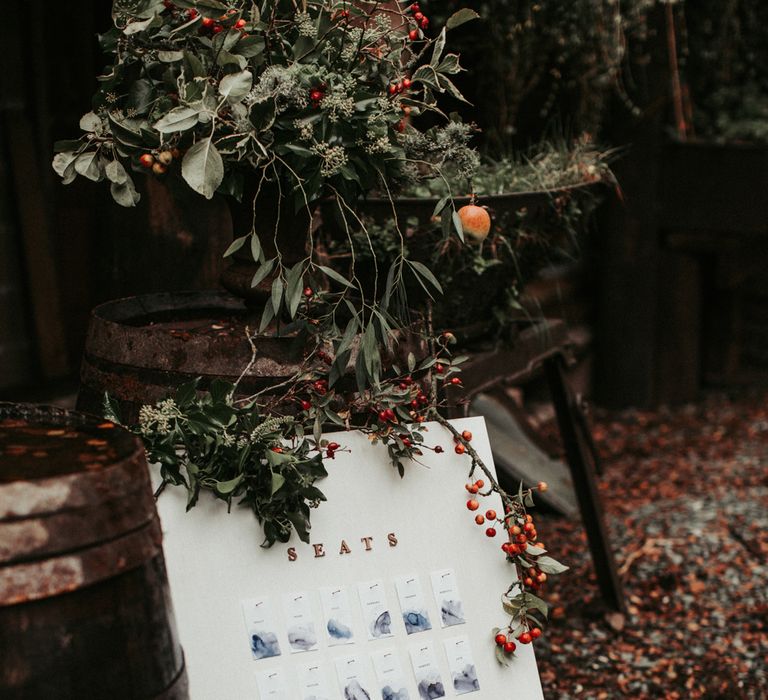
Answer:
[152,417,544,699]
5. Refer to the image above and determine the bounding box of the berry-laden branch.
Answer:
[430,410,569,663]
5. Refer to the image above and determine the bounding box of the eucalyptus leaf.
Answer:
[181,137,224,199]
[79,111,102,133]
[219,70,253,100]
[74,152,103,182]
[446,9,480,30]
[155,106,201,133]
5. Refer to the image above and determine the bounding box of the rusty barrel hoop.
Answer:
[77,290,303,424]
[0,403,188,699]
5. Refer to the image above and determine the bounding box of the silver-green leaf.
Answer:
[181,137,224,199]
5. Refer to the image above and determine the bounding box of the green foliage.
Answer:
[683,1,768,143]
[429,0,656,148]
[135,378,328,546]
[53,0,480,210]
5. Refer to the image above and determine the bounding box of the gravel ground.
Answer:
[534,390,768,699]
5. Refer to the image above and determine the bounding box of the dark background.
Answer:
[2,2,768,408]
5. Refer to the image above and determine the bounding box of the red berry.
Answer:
[518,632,532,644]
[418,393,428,405]
[235,18,246,28]
[537,573,547,583]
[524,577,534,587]
[475,514,485,525]
[475,479,485,488]
[410,3,420,11]
[395,119,406,133]
[466,499,479,511]
[509,525,522,536]
[530,627,542,639]
[486,509,497,520]
[300,400,311,411]
[409,29,419,41]
[450,377,461,385]
[327,442,340,451]
[389,84,398,95]
[495,633,506,646]
[504,641,516,653]
[462,430,473,441]
[326,449,335,459]
[187,9,198,18]
[402,78,412,89]
[516,534,528,545]
[434,445,444,454]
[435,363,444,374]
[420,17,429,29]
[485,527,497,537]
[378,410,388,423]
[139,154,154,168]
[414,11,424,21]
[454,444,465,455]
[465,483,478,494]
[212,24,224,33]
[384,408,396,421]
[201,16,214,27]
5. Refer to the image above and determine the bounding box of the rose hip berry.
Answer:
[485,527,497,537]
[474,514,485,525]
[454,444,465,455]
[466,499,479,511]
[504,641,516,653]
[495,633,506,646]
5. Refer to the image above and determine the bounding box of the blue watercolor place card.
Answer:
[242,596,282,660]
[395,575,433,635]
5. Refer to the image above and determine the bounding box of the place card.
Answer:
[358,579,394,640]
[335,653,375,700]
[283,591,319,653]
[320,585,355,646]
[241,596,282,660]
[298,661,333,700]
[371,648,412,700]
[430,568,466,628]
[395,575,433,634]
[255,667,289,699]
[443,635,480,695]
[409,641,445,700]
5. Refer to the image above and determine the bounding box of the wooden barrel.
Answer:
[76,290,303,424]
[0,403,188,700]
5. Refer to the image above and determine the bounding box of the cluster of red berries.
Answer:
[309,378,329,396]
[325,441,340,459]
[161,2,248,34]
[494,626,542,653]
[407,2,429,39]
[454,429,472,455]
[334,8,351,22]
[139,148,180,176]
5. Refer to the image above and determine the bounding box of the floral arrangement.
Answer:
[61,0,568,661]
[52,0,480,214]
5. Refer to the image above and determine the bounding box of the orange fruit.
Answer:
[457,204,491,241]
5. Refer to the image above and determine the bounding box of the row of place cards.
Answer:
[243,570,465,659]
[256,636,479,699]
